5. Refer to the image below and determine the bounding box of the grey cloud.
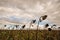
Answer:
[0,0,60,25]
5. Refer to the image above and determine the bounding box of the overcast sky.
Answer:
[0,0,60,26]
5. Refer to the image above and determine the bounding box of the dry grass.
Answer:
[0,30,60,40]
